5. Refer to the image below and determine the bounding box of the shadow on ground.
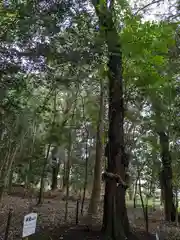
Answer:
[30,224,156,240]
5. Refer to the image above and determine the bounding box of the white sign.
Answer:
[22,213,37,238]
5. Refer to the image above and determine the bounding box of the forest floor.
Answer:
[0,194,178,240]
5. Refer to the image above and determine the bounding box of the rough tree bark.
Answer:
[151,96,176,222]
[81,129,89,215]
[51,163,60,190]
[37,143,51,205]
[62,159,67,192]
[8,164,14,194]
[88,78,104,215]
[51,146,62,190]
[37,90,57,204]
[91,1,130,238]
[159,131,176,221]
[64,132,72,222]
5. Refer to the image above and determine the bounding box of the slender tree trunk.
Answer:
[25,158,32,196]
[62,160,66,192]
[0,145,18,200]
[138,179,149,234]
[37,90,57,204]
[88,78,104,215]
[175,186,179,226]
[133,179,138,208]
[159,131,176,221]
[51,163,60,191]
[151,97,176,222]
[8,164,14,194]
[0,141,12,197]
[0,164,9,199]
[81,131,89,215]
[37,144,51,205]
[64,132,72,222]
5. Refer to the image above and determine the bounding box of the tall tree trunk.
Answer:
[25,158,32,193]
[159,131,176,221]
[133,181,138,208]
[0,145,18,200]
[91,2,129,238]
[175,186,179,226]
[37,144,51,205]
[81,130,89,215]
[51,163,60,191]
[0,141,12,199]
[138,179,149,234]
[151,95,176,222]
[64,132,72,222]
[62,160,66,192]
[25,123,36,193]
[103,21,129,240]
[37,90,57,204]
[8,164,14,194]
[0,162,9,200]
[88,78,104,215]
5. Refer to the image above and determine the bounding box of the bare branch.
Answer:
[134,0,164,16]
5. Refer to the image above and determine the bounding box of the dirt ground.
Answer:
[0,195,171,240]
[0,195,81,240]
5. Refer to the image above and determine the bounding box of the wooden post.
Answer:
[4,208,13,240]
